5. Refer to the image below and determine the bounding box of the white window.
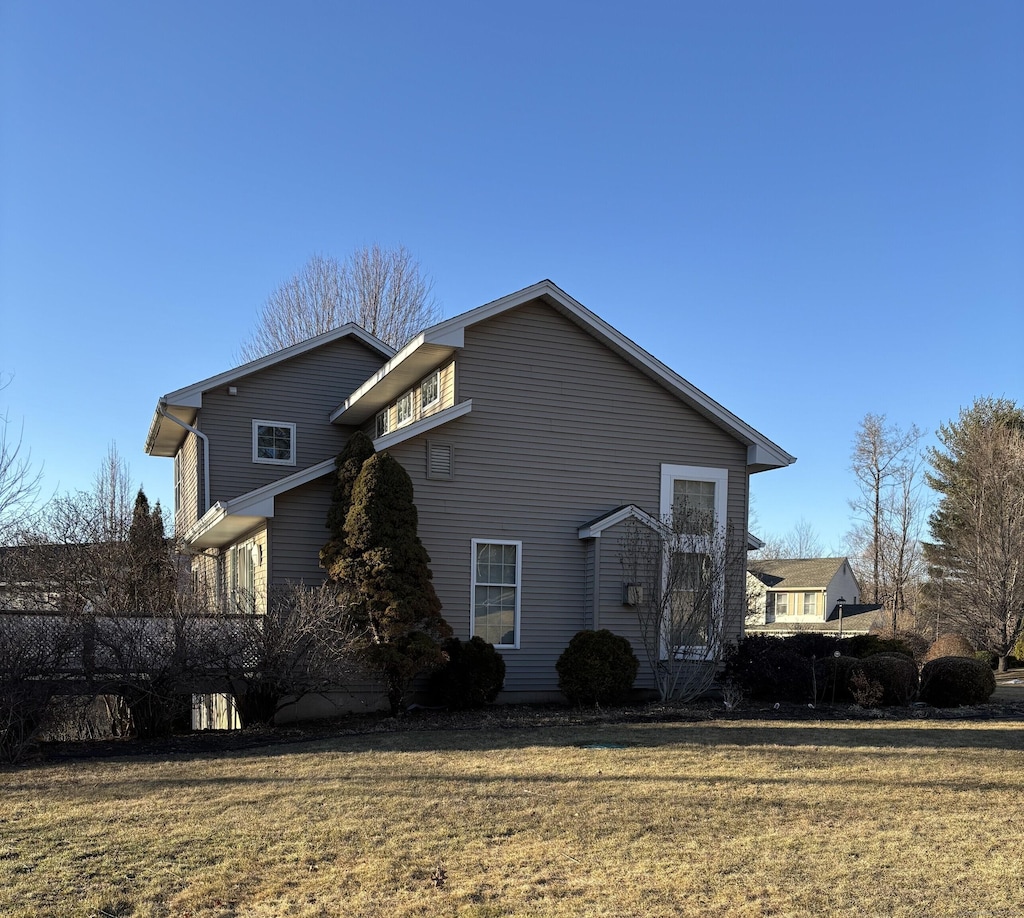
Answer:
[659,464,728,655]
[774,592,789,617]
[228,539,261,614]
[420,371,440,410]
[396,391,414,426]
[375,409,390,439]
[252,421,295,465]
[802,592,817,616]
[471,540,521,649]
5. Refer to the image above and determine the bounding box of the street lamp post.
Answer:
[837,596,846,639]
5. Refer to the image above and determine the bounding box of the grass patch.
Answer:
[2,719,1023,916]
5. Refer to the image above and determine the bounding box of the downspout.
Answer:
[157,402,210,515]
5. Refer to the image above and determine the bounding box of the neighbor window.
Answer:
[471,540,521,648]
[803,592,817,616]
[252,421,295,465]
[420,371,440,410]
[774,592,789,617]
[375,409,390,439]
[396,391,414,426]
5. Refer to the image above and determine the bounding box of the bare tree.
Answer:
[0,374,44,544]
[619,503,742,702]
[848,414,925,632]
[239,245,442,360]
[750,517,823,562]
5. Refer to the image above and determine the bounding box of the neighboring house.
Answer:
[746,557,883,636]
[144,280,795,706]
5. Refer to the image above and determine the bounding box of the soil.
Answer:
[31,677,1024,766]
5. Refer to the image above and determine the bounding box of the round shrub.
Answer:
[428,636,506,710]
[724,635,813,703]
[812,654,862,704]
[923,633,976,663]
[556,630,638,706]
[857,653,919,706]
[919,656,996,707]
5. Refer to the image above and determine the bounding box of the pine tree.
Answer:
[320,431,376,577]
[335,451,451,712]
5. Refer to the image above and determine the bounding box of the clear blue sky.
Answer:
[1,1,1021,550]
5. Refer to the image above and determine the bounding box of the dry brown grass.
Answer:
[2,719,1023,917]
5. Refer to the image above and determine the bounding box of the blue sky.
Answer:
[1,1,1021,550]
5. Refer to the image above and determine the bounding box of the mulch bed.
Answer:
[32,694,1024,765]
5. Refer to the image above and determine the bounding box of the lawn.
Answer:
[2,717,1022,917]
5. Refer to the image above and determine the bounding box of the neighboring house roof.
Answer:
[330,280,796,473]
[749,604,884,635]
[748,557,850,591]
[145,323,395,458]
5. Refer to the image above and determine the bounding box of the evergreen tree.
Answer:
[335,451,451,712]
[924,397,1024,671]
[320,431,376,576]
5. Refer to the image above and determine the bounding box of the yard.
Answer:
[2,707,1023,917]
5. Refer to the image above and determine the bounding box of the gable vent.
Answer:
[426,441,454,480]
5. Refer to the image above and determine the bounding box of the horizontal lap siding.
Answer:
[270,478,335,588]
[387,300,749,696]
[198,339,386,506]
[175,434,202,535]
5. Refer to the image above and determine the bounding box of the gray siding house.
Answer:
[145,280,795,704]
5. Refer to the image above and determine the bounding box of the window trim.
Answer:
[396,391,414,427]
[375,409,390,439]
[420,370,440,410]
[470,538,522,650]
[252,420,296,466]
[659,464,728,658]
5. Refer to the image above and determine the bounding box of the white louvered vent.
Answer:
[426,441,454,480]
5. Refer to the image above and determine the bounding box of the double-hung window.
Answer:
[375,409,390,439]
[253,421,295,465]
[396,391,414,426]
[802,592,817,616]
[659,464,728,657]
[774,592,789,618]
[471,540,521,649]
[420,371,440,410]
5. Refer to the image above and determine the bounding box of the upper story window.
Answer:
[420,370,440,410]
[252,420,296,465]
[173,452,182,513]
[802,592,817,616]
[375,409,390,439]
[396,391,414,426]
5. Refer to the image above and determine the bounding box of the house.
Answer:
[745,557,883,637]
[144,280,795,708]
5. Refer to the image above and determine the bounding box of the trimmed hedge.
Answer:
[556,630,638,706]
[724,635,814,703]
[428,637,506,710]
[923,633,976,663]
[857,653,919,706]
[919,656,996,707]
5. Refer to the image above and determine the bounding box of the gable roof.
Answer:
[748,557,851,590]
[144,324,394,457]
[330,280,796,473]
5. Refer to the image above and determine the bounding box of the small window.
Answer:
[471,540,521,648]
[396,392,414,426]
[420,371,440,410]
[802,592,817,616]
[375,409,390,439]
[253,421,295,465]
[775,592,789,617]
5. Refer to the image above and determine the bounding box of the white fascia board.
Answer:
[330,328,465,423]
[162,324,395,411]
[578,504,667,540]
[373,400,472,451]
[182,457,337,548]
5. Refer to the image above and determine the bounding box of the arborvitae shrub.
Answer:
[556,630,638,706]
[919,656,996,707]
[923,633,976,663]
[843,634,919,660]
[429,637,506,709]
[974,650,999,670]
[857,653,919,706]
[724,635,813,702]
[812,655,862,703]
[891,631,930,663]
